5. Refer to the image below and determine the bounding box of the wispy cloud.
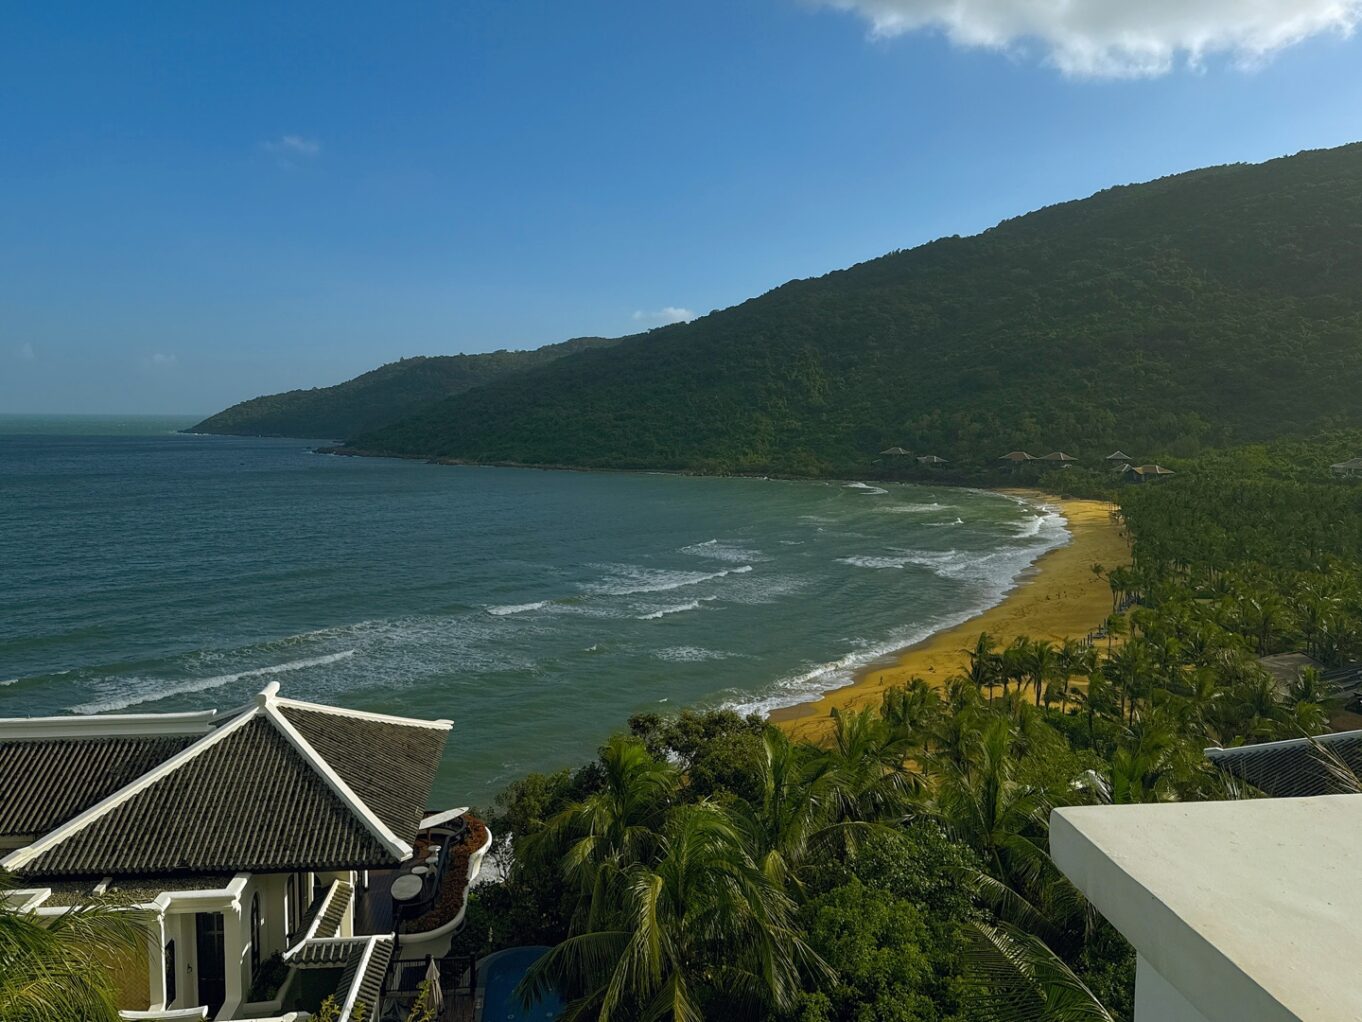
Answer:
[632,306,697,326]
[263,134,322,167]
[818,0,1362,77]
[144,352,177,368]
[15,341,35,361]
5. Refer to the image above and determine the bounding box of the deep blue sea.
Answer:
[0,415,1068,804]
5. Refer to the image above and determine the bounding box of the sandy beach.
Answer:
[771,493,1129,742]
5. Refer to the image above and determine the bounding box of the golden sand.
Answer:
[770,493,1130,743]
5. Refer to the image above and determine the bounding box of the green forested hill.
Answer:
[188,336,618,439]
[355,143,1362,476]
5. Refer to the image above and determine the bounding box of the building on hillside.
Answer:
[1206,729,1362,798]
[916,454,947,465]
[1330,457,1362,478]
[998,451,1035,466]
[1124,464,1175,483]
[1255,652,1324,695]
[1040,451,1077,468]
[879,446,910,456]
[0,683,492,1022]
[1105,450,1132,463]
[1051,792,1362,1022]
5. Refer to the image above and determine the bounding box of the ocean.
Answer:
[0,415,1068,804]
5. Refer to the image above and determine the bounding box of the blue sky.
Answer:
[4,1,1362,414]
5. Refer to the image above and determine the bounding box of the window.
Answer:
[250,892,261,978]
[164,940,176,1006]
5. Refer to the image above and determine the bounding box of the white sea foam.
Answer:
[727,497,1071,718]
[880,502,948,513]
[0,679,15,687]
[680,539,764,563]
[844,482,888,494]
[655,646,735,663]
[486,601,551,616]
[583,564,752,596]
[838,554,910,570]
[72,650,357,714]
[637,600,702,620]
[636,596,719,620]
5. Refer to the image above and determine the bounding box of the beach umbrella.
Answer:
[422,957,444,1015]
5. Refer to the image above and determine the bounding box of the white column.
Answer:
[220,903,246,1019]
[147,913,167,1010]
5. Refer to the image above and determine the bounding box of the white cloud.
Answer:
[819,0,1362,77]
[264,134,321,157]
[144,352,178,368]
[632,306,697,326]
[16,341,35,361]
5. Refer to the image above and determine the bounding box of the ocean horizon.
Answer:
[0,416,1068,804]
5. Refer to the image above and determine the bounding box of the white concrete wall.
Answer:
[1135,955,1213,1022]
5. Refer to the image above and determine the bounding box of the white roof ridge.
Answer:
[0,709,220,741]
[261,694,413,861]
[1206,729,1362,757]
[1,704,260,872]
[272,694,452,730]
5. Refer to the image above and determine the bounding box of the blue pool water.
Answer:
[478,946,563,1022]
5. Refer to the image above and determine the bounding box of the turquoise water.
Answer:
[0,415,1067,804]
[477,946,562,1021]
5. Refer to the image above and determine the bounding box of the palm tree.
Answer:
[805,706,922,827]
[529,736,679,927]
[521,801,830,1022]
[0,875,148,1022]
[964,632,1001,702]
[1022,640,1060,707]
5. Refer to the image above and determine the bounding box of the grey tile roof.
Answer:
[345,936,394,1019]
[1207,731,1362,798]
[317,879,353,939]
[18,717,392,878]
[278,705,448,838]
[293,937,368,967]
[0,735,195,837]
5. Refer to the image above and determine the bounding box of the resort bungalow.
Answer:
[879,446,910,456]
[1330,457,1362,478]
[916,454,948,466]
[998,451,1035,466]
[1105,450,1132,464]
[1040,451,1077,468]
[1125,464,1175,483]
[1052,736,1362,1021]
[0,682,491,1022]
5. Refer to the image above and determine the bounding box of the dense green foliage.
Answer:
[189,336,617,439]
[0,876,148,1022]
[451,439,1362,1021]
[359,144,1362,476]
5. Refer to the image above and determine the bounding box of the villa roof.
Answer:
[1040,451,1077,461]
[0,685,452,879]
[879,446,910,455]
[1129,464,1175,476]
[1105,450,1131,460]
[999,450,1035,461]
[916,454,947,463]
[1206,730,1362,798]
[0,734,197,838]
[1331,457,1362,470]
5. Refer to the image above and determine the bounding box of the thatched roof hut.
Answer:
[999,451,1035,462]
[1041,451,1077,462]
[880,446,911,456]
[1126,464,1176,483]
[1330,457,1362,477]
[1105,450,1132,461]
[917,455,948,465]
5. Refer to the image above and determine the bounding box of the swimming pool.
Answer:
[477,946,564,1022]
